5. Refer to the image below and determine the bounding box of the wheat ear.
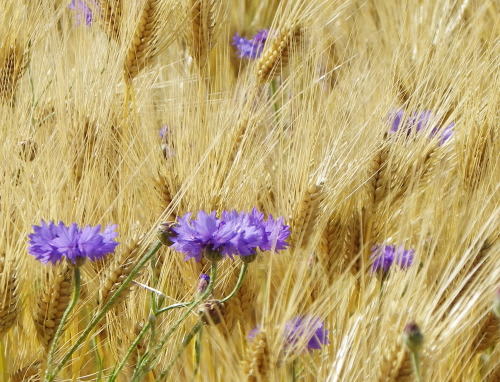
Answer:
[33,264,73,349]
[187,0,218,64]
[376,342,413,382]
[123,0,162,82]
[99,240,141,308]
[318,216,343,277]
[10,361,41,382]
[99,0,122,41]
[473,311,500,353]
[242,330,271,382]
[0,40,30,105]
[291,182,324,248]
[0,253,19,337]
[257,25,302,83]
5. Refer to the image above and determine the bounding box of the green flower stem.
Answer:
[219,263,248,303]
[410,350,421,382]
[131,263,218,382]
[156,302,191,314]
[45,241,163,382]
[193,325,203,378]
[108,302,192,382]
[157,322,203,381]
[44,266,81,381]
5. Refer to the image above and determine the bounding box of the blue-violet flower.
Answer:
[371,244,414,273]
[389,109,454,145]
[28,221,119,264]
[232,29,268,59]
[284,316,329,352]
[68,0,96,26]
[169,209,290,262]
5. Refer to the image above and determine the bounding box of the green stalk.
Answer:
[157,322,203,381]
[131,263,218,381]
[410,351,421,382]
[45,241,163,382]
[108,302,191,382]
[44,266,81,381]
[193,326,203,378]
[219,263,248,303]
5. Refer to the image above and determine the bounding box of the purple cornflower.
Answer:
[389,109,454,145]
[284,316,329,353]
[28,221,119,264]
[68,0,96,26]
[370,244,414,274]
[169,209,290,262]
[232,29,268,59]
[248,208,290,251]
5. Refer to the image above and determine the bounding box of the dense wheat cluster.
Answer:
[0,0,499,381]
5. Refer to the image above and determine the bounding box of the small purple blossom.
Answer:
[232,29,268,59]
[28,221,119,264]
[371,244,414,274]
[68,0,96,26]
[284,316,329,352]
[389,109,454,145]
[169,209,290,262]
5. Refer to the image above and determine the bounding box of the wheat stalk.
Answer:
[0,253,18,337]
[98,240,141,308]
[33,264,73,349]
[256,25,302,83]
[291,182,324,248]
[99,0,122,41]
[0,40,30,105]
[473,311,500,353]
[123,0,163,82]
[376,342,413,382]
[9,361,40,382]
[186,0,219,65]
[242,330,271,382]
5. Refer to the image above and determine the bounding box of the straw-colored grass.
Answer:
[0,0,498,381]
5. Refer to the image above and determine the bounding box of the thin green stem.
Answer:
[44,266,81,382]
[91,337,103,382]
[157,322,203,381]
[131,263,218,381]
[108,302,191,382]
[219,263,248,303]
[46,241,163,382]
[410,351,421,382]
[193,326,203,379]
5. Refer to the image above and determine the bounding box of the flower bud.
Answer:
[204,248,224,262]
[197,273,210,294]
[403,321,423,353]
[198,300,224,325]
[240,253,257,263]
[157,222,175,245]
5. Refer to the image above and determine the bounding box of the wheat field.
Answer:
[0,0,499,381]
